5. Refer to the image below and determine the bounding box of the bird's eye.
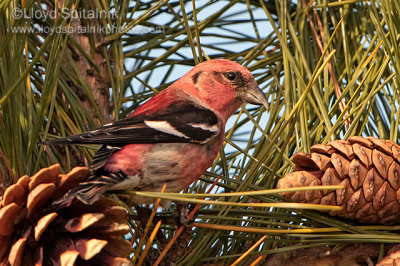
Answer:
[226,72,236,81]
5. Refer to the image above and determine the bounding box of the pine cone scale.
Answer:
[28,164,60,191]
[9,237,26,266]
[27,183,56,219]
[349,159,368,189]
[84,223,131,236]
[278,136,400,224]
[102,237,133,258]
[388,162,400,189]
[2,183,26,206]
[75,238,108,260]
[373,149,393,178]
[34,212,58,241]
[0,164,132,265]
[352,143,372,167]
[312,153,331,171]
[0,203,23,235]
[329,140,355,159]
[49,237,79,266]
[332,153,350,179]
[63,213,106,233]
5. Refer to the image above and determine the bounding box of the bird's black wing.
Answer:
[41,104,221,146]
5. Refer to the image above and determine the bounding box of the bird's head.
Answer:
[181,59,269,122]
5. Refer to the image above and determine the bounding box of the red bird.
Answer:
[43,59,269,205]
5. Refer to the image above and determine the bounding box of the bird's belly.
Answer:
[109,174,140,190]
[105,142,219,193]
[140,143,217,192]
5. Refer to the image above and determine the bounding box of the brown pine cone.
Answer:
[264,243,381,266]
[377,244,400,265]
[277,136,400,224]
[0,164,132,265]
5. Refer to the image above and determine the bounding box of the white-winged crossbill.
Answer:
[43,59,269,205]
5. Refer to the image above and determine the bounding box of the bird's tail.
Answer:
[52,179,112,209]
[51,169,126,210]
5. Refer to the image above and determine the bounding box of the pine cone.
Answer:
[377,244,400,266]
[0,164,132,265]
[277,136,400,224]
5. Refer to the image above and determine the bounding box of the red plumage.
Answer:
[43,59,269,206]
